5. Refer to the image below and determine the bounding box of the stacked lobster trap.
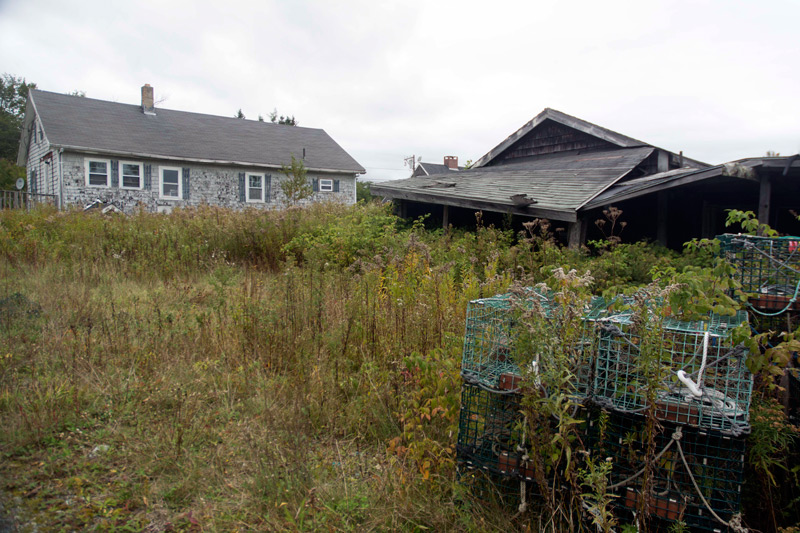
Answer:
[586,409,747,532]
[718,233,800,424]
[456,287,754,531]
[717,233,800,316]
[591,311,752,436]
[456,288,599,497]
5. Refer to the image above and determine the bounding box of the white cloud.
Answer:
[1,0,798,181]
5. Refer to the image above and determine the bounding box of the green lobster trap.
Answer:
[460,290,609,398]
[587,409,746,532]
[717,233,800,316]
[456,382,532,480]
[592,311,752,435]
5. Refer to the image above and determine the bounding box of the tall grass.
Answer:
[0,203,793,531]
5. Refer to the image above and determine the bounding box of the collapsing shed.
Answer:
[373,109,800,247]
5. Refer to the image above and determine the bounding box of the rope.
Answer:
[747,278,800,316]
[674,434,748,532]
[608,428,682,490]
[676,330,710,397]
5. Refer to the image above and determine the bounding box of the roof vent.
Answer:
[141,84,155,115]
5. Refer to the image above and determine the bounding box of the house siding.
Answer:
[25,115,58,200]
[58,151,356,212]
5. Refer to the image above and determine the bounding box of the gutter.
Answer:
[58,148,64,209]
[48,143,365,176]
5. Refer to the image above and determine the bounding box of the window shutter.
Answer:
[265,175,272,202]
[182,168,190,200]
[312,178,319,192]
[110,160,119,188]
[333,179,340,192]
[144,164,152,190]
[238,172,245,202]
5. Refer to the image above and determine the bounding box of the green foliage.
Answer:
[280,154,313,206]
[356,179,374,203]
[0,73,36,161]
[0,157,24,190]
[726,209,779,237]
[269,108,297,126]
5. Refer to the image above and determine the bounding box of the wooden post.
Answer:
[657,192,668,246]
[758,173,771,235]
[701,200,715,239]
[442,205,449,232]
[568,217,587,249]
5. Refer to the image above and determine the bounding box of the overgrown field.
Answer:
[0,202,797,531]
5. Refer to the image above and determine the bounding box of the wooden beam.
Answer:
[442,205,449,231]
[567,216,587,249]
[758,173,771,235]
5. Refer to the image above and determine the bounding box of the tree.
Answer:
[269,108,297,126]
[0,74,36,189]
[0,74,36,161]
[280,155,312,206]
[356,180,374,203]
[235,109,245,119]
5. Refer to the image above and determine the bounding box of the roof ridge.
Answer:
[30,89,325,132]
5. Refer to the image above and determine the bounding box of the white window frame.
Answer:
[246,172,265,203]
[84,158,111,188]
[159,166,182,200]
[319,178,333,192]
[119,161,143,190]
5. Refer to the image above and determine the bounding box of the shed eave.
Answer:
[371,186,577,222]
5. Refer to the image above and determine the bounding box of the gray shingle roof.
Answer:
[415,162,464,175]
[27,90,364,173]
[473,108,649,168]
[372,146,654,221]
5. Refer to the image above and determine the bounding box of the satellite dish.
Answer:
[15,178,25,190]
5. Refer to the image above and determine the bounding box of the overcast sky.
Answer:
[1,0,798,182]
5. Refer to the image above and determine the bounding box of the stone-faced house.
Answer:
[372,108,800,247]
[17,85,365,212]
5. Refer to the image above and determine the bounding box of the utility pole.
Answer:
[404,155,417,173]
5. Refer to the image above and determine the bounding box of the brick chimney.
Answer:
[141,84,155,115]
[444,156,458,170]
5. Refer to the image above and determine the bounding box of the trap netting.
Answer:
[455,382,531,480]
[717,233,800,316]
[586,409,746,532]
[460,290,610,398]
[592,311,752,435]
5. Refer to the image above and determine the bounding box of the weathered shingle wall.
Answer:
[25,115,56,198]
[60,152,356,212]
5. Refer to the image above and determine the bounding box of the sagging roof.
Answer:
[20,89,365,174]
[372,146,655,222]
[586,156,800,209]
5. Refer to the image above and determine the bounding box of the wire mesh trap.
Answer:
[592,311,752,435]
[717,233,800,316]
[456,382,530,479]
[586,409,746,532]
[460,290,608,398]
